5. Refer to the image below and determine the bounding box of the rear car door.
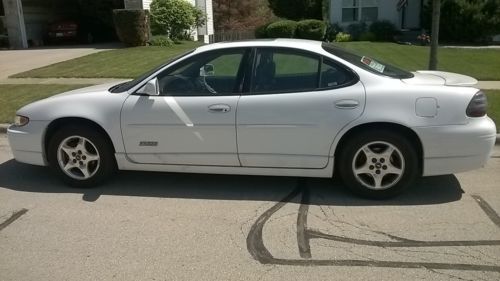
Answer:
[236,47,366,168]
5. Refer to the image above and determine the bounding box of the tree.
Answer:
[267,0,323,20]
[213,0,274,31]
[422,0,500,43]
[149,0,205,39]
[428,0,441,70]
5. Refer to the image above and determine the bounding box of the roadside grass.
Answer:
[12,41,202,79]
[486,90,500,132]
[0,84,90,123]
[11,41,500,80]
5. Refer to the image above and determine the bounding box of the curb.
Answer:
[1,123,499,145]
[0,124,8,134]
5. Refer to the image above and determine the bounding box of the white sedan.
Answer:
[7,39,497,198]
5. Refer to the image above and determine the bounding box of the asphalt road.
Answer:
[0,134,499,281]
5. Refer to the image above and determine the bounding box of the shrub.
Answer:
[324,22,342,42]
[149,35,174,46]
[296,19,326,40]
[359,31,376,41]
[266,20,298,38]
[335,32,351,42]
[369,20,398,42]
[113,9,150,46]
[346,22,367,41]
[149,0,205,40]
[255,23,271,39]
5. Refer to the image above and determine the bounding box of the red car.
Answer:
[47,20,79,42]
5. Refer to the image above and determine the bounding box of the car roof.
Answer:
[195,38,324,53]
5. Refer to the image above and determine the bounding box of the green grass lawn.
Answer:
[11,41,500,80]
[12,41,202,79]
[486,90,500,131]
[0,84,90,123]
[335,42,500,80]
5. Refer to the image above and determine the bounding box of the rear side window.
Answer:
[251,48,357,94]
[320,59,356,88]
[252,49,320,93]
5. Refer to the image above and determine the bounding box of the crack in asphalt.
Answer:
[246,179,500,272]
[472,194,500,228]
[0,208,28,232]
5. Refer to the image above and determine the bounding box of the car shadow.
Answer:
[0,160,463,206]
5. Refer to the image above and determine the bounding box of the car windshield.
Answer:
[322,43,414,79]
[109,49,196,93]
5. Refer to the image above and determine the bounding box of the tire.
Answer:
[48,126,116,188]
[337,130,419,199]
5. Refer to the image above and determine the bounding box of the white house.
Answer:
[329,0,423,30]
[0,0,214,49]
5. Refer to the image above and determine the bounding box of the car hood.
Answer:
[17,81,131,121]
[50,80,130,98]
[402,71,478,87]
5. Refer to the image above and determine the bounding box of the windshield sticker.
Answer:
[361,56,386,73]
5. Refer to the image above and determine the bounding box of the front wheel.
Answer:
[48,126,116,188]
[337,130,419,199]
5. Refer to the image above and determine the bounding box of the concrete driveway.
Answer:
[0,43,121,79]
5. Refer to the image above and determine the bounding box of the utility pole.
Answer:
[428,0,441,70]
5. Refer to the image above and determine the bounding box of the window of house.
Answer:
[342,0,378,23]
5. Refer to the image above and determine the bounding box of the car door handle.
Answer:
[334,99,360,109]
[208,104,231,113]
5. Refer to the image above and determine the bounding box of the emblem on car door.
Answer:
[139,141,158,147]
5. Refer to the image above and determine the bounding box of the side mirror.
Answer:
[137,77,159,96]
[200,64,215,77]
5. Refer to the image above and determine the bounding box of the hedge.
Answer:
[113,9,150,46]
[266,20,298,38]
[296,19,326,40]
[255,23,270,39]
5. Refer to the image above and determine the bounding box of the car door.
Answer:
[236,47,365,168]
[121,48,250,166]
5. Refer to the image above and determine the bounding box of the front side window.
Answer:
[342,0,378,22]
[157,49,248,96]
[252,49,320,93]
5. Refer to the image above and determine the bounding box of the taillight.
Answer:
[466,91,487,117]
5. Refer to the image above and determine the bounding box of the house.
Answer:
[329,0,423,30]
[0,0,214,49]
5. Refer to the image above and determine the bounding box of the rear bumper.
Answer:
[414,117,497,176]
[7,121,48,166]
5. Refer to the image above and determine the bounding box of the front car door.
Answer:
[236,47,365,168]
[121,48,251,166]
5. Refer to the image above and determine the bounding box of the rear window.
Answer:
[322,43,414,79]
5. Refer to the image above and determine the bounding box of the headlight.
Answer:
[14,115,29,127]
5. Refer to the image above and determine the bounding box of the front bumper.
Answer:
[7,121,48,166]
[414,117,497,176]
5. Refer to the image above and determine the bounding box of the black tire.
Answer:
[47,126,116,188]
[337,130,419,199]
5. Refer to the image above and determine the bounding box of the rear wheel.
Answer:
[337,130,419,199]
[48,126,116,188]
